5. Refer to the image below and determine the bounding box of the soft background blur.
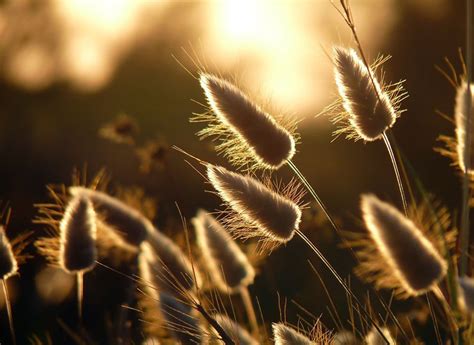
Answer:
[0,0,467,343]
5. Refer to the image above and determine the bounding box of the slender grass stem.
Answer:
[294,229,389,345]
[2,279,16,345]
[240,287,259,340]
[77,272,84,322]
[382,131,409,216]
[460,0,473,278]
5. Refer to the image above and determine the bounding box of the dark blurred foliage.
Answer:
[0,0,468,344]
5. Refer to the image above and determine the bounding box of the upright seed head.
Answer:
[361,194,447,296]
[272,323,314,345]
[207,165,303,246]
[454,81,474,174]
[69,187,149,246]
[0,226,18,280]
[197,73,297,170]
[59,195,97,273]
[333,47,402,141]
[193,210,255,292]
[213,314,258,345]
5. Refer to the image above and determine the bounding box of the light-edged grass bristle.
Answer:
[59,195,97,273]
[193,209,255,292]
[361,194,447,296]
[196,73,297,170]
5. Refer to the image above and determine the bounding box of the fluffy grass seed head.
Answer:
[454,82,474,174]
[69,187,149,246]
[59,194,97,273]
[458,276,474,313]
[207,164,304,251]
[193,210,255,293]
[213,314,258,345]
[360,194,447,297]
[272,322,332,345]
[365,327,396,345]
[333,47,405,142]
[0,226,18,280]
[196,73,298,170]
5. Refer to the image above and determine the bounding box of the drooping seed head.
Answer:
[365,327,395,345]
[459,276,474,313]
[159,292,205,345]
[207,165,302,245]
[213,314,258,345]
[333,47,401,141]
[454,82,474,174]
[59,195,97,273]
[69,187,149,246]
[193,210,255,292]
[361,194,447,296]
[143,227,201,293]
[0,226,18,280]
[272,323,314,345]
[198,73,297,170]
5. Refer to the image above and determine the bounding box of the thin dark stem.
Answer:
[295,230,389,345]
[2,279,16,345]
[382,131,409,216]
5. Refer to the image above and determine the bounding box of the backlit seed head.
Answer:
[0,226,18,280]
[195,73,298,170]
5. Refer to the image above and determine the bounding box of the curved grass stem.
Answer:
[383,131,409,216]
[2,279,16,345]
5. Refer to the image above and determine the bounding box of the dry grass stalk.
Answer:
[195,73,298,170]
[332,47,405,142]
[69,187,150,246]
[360,194,447,297]
[207,164,304,250]
[193,209,255,293]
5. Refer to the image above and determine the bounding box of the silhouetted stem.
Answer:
[2,279,16,345]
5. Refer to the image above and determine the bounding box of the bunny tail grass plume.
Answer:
[458,276,474,313]
[272,323,324,345]
[365,327,395,345]
[0,227,17,280]
[59,195,97,273]
[333,47,405,141]
[159,292,205,345]
[207,165,304,249]
[69,187,149,246]
[361,194,447,297]
[196,73,297,170]
[142,228,201,293]
[193,210,255,292]
[213,314,258,345]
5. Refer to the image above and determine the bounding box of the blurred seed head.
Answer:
[98,113,138,145]
[193,210,255,292]
[59,195,97,273]
[207,165,304,250]
[332,330,359,345]
[69,187,150,246]
[459,276,474,313]
[454,82,474,174]
[333,47,405,142]
[0,226,18,280]
[365,327,395,345]
[272,323,314,345]
[196,73,297,170]
[361,194,447,296]
[213,314,258,345]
